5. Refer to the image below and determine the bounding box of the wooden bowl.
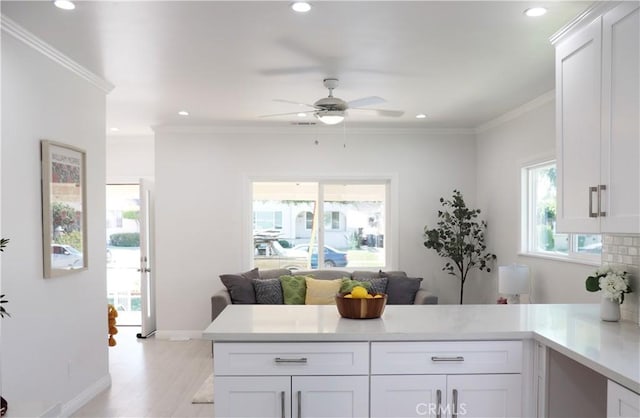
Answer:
[335,293,387,319]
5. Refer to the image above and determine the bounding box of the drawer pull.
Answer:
[431,356,464,362]
[275,357,308,364]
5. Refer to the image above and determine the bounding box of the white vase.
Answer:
[600,295,621,322]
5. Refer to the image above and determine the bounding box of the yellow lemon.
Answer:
[350,286,368,299]
[366,294,374,299]
[343,294,353,299]
[374,294,383,299]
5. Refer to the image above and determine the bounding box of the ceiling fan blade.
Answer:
[350,108,405,117]
[259,111,312,118]
[346,96,386,108]
[273,99,321,109]
[259,66,324,76]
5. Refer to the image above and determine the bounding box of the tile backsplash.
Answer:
[602,234,639,324]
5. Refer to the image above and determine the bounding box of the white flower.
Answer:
[598,271,630,303]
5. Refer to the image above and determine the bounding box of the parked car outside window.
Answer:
[51,244,83,269]
[292,244,348,268]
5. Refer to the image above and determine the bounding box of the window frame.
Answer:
[520,159,601,265]
[245,175,396,270]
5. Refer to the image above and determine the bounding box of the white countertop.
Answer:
[202,304,640,393]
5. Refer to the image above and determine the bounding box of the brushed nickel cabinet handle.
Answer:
[436,389,442,418]
[452,389,459,418]
[274,357,308,364]
[297,390,302,418]
[598,184,607,217]
[431,356,464,362]
[280,391,285,418]
[589,186,599,218]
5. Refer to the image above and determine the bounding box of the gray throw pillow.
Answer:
[385,275,423,304]
[356,277,388,294]
[253,278,284,304]
[220,268,260,304]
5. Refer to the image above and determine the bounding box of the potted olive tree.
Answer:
[1,237,9,416]
[423,190,496,304]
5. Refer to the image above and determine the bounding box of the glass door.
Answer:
[106,184,142,326]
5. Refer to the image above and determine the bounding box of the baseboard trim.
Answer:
[154,330,204,340]
[59,374,111,417]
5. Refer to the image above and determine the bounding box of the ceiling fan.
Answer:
[261,78,404,125]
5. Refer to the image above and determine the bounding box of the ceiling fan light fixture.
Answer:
[316,111,344,125]
[291,2,312,13]
[53,0,76,10]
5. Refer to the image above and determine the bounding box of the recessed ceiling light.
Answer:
[291,2,312,13]
[297,113,307,117]
[178,110,189,116]
[53,0,76,10]
[524,7,547,17]
[416,114,427,119]
[110,127,120,132]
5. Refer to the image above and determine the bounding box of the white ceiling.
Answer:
[1,1,591,135]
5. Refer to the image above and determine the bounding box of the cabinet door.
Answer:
[555,18,602,233]
[600,2,640,233]
[607,380,640,417]
[447,374,522,418]
[292,375,369,418]
[371,375,447,418]
[215,376,290,418]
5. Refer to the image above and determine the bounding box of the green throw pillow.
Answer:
[340,278,372,293]
[280,275,308,305]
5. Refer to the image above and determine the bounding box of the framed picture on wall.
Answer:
[41,140,87,278]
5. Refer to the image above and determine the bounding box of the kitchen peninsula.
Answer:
[203,304,640,417]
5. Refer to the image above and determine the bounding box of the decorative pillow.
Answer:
[253,278,284,304]
[305,277,343,305]
[357,277,388,294]
[385,275,423,304]
[340,278,372,294]
[280,275,308,305]
[220,268,260,304]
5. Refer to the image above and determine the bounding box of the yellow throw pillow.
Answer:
[305,277,342,305]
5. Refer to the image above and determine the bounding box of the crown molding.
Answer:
[549,1,619,45]
[474,90,555,134]
[152,124,476,136]
[1,15,114,93]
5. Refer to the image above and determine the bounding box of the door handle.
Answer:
[297,390,302,418]
[436,389,442,418]
[280,391,285,418]
[452,389,459,418]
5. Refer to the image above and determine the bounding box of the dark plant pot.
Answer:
[1,396,7,416]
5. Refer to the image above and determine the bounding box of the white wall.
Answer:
[1,34,109,412]
[106,135,155,184]
[154,127,477,334]
[475,95,598,305]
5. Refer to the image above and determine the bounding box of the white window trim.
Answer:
[243,174,398,270]
[520,159,601,266]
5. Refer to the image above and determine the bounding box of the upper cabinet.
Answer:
[553,2,639,234]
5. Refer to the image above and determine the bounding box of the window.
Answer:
[252,181,389,270]
[522,161,601,263]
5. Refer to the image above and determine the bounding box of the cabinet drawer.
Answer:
[371,340,522,374]
[215,342,369,376]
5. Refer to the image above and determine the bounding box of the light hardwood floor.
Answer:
[73,327,214,418]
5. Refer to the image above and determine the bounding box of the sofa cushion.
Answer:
[380,270,408,278]
[305,277,342,305]
[351,270,381,280]
[219,268,260,304]
[339,278,372,293]
[280,275,308,305]
[356,277,388,294]
[296,270,350,280]
[259,268,291,280]
[253,278,283,304]
[385,275,423,304]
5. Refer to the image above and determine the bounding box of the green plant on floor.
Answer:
[423,190,496,304]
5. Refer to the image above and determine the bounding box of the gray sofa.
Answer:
[211,268,438,322]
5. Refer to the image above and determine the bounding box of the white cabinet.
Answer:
[370,341,523,418]
[214,342,369,418]
[555,2,640,234]
[608,380,640,418]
